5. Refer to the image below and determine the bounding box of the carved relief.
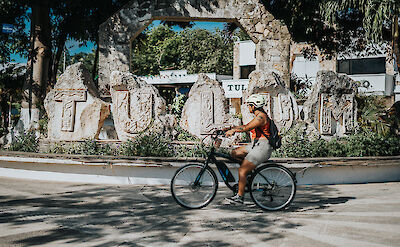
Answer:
[201,92,214,130]
[54,89,87,132]
[115,91,153,133]
[319,93,354,135]
[319,94,332,135]
[277,94,291,122]
[259,92,272,117]
[342,95,354,134]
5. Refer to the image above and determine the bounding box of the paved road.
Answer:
[0,177,399,247]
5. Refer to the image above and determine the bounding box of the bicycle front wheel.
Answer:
[249,164,296,211]
[171,164,218,209]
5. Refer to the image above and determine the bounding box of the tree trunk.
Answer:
[49,34,66,89]
[393,15,400,72]
[93,40,99,88]
[20,0,51,132]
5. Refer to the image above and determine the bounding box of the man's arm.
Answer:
[225,113,267,137]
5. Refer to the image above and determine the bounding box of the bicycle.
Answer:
[170,129,297,211]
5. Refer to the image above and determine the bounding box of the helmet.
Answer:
[246,94,266,108]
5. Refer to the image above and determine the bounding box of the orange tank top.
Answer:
[250,118,271,139]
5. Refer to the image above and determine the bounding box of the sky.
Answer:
[10,20,226,64]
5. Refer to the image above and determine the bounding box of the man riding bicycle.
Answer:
[224,94,273,204]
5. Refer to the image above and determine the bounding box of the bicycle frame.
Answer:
[194,145,275,192]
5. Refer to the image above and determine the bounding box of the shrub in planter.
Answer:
[173,143,208,158]
[49,139,114,156]
[344,132,400,157]
[118,133,173,157]
[175,125,199,142]
[9,131,39,153]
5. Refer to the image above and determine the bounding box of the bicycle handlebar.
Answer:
[200,129,226,138]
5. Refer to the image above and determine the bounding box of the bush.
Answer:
[118,133,173,157]
[273,130,400,158]
[9,131,39,153]
[49,139,114,156]
[173,143,208,158]
[175,125,199,142]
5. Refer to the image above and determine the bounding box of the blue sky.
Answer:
[11,21,225,64]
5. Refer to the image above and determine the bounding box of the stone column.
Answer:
[256,39,290,88]
[98,9,152,92]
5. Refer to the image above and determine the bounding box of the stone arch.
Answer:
[98,0,291,92]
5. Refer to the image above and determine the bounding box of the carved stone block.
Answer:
[110,71,176,141]
[180,74,240,146]
[304,71,358,138]
[44,63,110,141]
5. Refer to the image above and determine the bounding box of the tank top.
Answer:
[250,117,271,140]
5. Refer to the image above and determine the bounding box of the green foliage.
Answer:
[273,130,400,158]
[8,131,39,153]
[118,133,173,157]
[290,73,312,99]
[0,1,29,62]
[131,25,234,76]
[38,116,48,137]
[171,94,187,119]
[173,144,208,158]
[356,94,390,136]
[49,139,113,156]
[58,51,95,75]
[320,0,398,44]
[175,125,199,142]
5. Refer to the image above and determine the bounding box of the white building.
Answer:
[233,40,400,103]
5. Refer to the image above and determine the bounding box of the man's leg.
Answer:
[231,146,247,162]
[237,159,256,196]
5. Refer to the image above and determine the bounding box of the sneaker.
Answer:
[225,194,244,205]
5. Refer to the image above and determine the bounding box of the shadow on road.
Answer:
[0,183,355,246]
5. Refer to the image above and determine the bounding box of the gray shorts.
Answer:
[244,139,273,166]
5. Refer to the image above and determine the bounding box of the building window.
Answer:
[240,65,256,79]
[337,57,386,75]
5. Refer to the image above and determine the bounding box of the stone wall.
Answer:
[98,0,291,91]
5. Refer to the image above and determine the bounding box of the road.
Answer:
[0,177,399,247]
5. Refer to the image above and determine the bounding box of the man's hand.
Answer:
[225,129,236,137]
[222,126,232,131]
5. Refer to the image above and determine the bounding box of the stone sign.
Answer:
[180,74,240,146]
[54,89,87,132]
[303,71,358,137]
[110,71,176,141]
[241,71,299,133]
[44,63,110,141]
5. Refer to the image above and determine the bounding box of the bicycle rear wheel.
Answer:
[249,164,296,211]
[171,164,218,209]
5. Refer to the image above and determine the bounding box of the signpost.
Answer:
[221,79,249,98]
[1,24,15,34]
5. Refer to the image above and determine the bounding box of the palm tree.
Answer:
[320,0,400,70]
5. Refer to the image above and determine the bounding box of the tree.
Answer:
[260,0,399,67]
[0,0,131,131]
[0,1,29,63]
[0,64,25,134]
[131,24,235,76]
[320,0,400,70]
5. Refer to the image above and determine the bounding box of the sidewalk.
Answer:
[0,177,399,246]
